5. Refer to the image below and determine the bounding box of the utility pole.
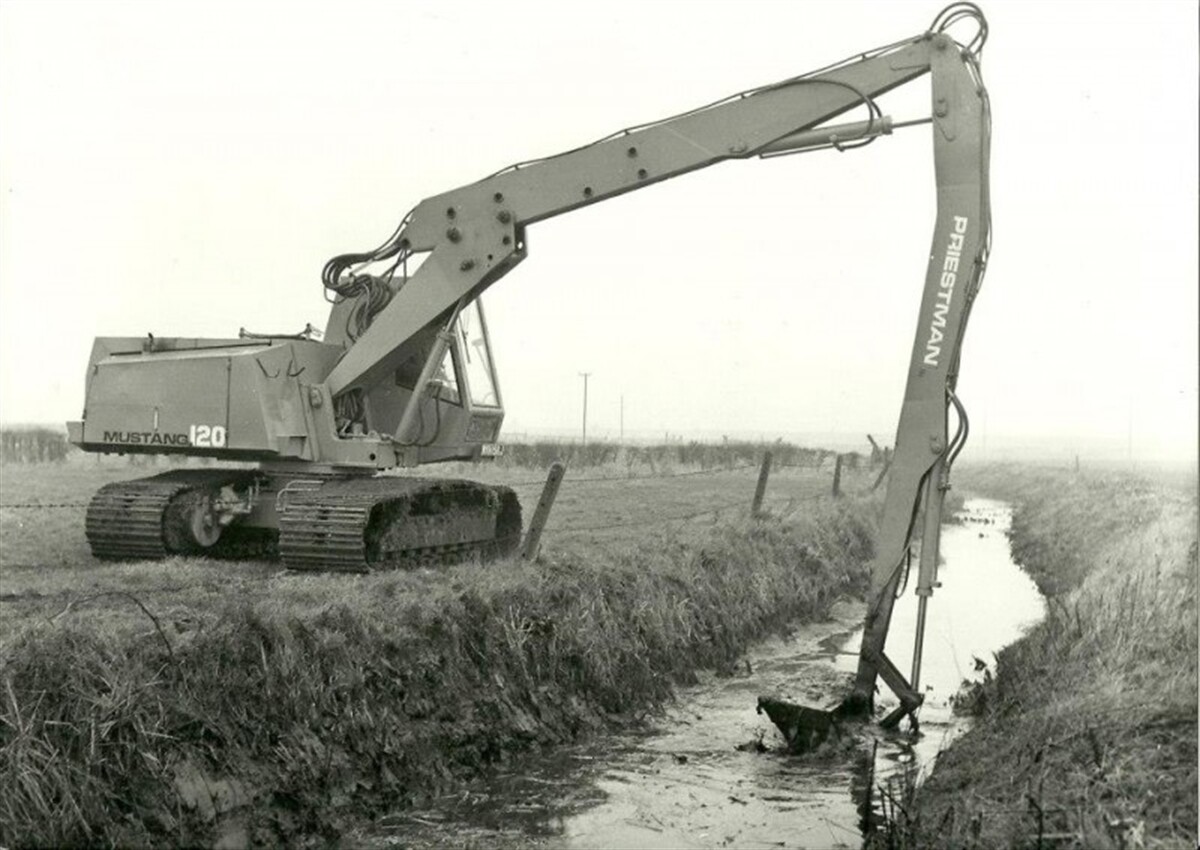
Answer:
[579,372,591,446]
[620,394,624,442]
[1127,401,1133,469]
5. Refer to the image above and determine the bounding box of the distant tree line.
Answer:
[1,428,70,464]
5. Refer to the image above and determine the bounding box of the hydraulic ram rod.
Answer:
[758,115,894,155]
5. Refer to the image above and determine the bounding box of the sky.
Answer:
[1,0,1196,463]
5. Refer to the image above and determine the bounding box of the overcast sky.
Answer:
[1,0,1196,462]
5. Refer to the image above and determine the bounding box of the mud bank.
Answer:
[900,466,1198,849]
[0,501,875,848]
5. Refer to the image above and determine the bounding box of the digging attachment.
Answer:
[757,696,848,754]
[278,478,522,572]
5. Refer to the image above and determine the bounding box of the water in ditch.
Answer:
[360,498,1044,849]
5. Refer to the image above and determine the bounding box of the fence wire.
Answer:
[1,502,91,509]
[552,496,751,535]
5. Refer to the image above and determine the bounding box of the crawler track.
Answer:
[279,478,522,572]
[84,470,521,571]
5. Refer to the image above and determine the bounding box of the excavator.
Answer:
[68,3,991,729]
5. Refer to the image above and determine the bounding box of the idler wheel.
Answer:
[190,498,222,547]
[164,490,224,553]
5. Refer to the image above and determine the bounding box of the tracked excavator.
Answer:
[69,3,990,728]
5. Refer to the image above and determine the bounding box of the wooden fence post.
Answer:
[832,453,843,497]
[871,455,893,492]
[752,451,772,517]
[522,462,565,561]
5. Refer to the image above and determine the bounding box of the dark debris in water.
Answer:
[756,695,842,754]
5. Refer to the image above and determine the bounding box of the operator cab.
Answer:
[424,299,500,410]
[384,297,505,461]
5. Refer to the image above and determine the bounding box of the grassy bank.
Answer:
[0,495,875,847]
[895,465,1197,848]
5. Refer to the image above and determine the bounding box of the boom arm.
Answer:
[324,5,991,724]
[323,35,937,397]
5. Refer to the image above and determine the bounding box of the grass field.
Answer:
[0,450,878,847]
[0,452,857,637]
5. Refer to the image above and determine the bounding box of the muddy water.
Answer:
[362,498,1043,849]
